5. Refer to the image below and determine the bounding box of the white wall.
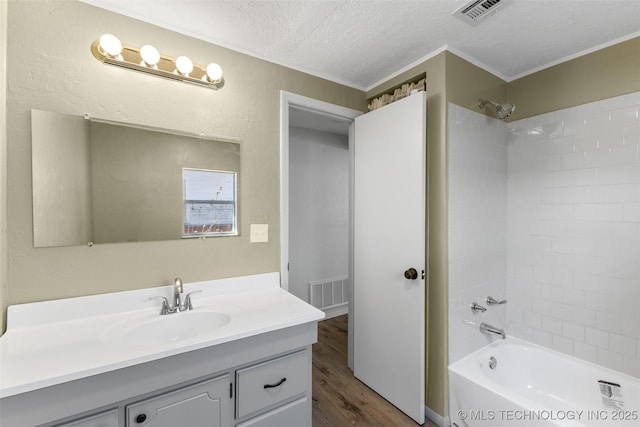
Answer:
[448,103,508,363]
[506,92,640,377]
[289,126,349,302]
[448,92,640,377]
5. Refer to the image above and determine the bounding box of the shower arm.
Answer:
[478,99,497,109]
[478,98,515,120]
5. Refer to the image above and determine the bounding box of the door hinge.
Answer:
[230,382,233,398]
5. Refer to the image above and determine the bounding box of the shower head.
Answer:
[478,99,516,120]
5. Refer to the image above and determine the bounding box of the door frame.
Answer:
[279,91,361,367]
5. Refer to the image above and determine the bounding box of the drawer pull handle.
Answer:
[264,377,287,389]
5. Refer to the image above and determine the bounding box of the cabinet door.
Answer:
[126,374,231,427]
[53,409,118,427]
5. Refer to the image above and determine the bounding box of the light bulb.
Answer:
[175,56,193,76]
[140,44,160,67]
[99,34,122,58]
[205,63,223,82]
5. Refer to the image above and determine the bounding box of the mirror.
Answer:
[31,109,240,247]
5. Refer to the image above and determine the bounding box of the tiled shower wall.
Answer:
[448,104,508,363]
[448,92,640,377]
[506,92,640,377]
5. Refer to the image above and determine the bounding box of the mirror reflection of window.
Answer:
[31,109,241,247]
[183,168,237,237]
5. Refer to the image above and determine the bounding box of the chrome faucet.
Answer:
[149,277,202,315]
[173,277,183,309]
[480,322,506,339]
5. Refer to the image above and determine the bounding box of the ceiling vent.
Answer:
[453,0,511,26]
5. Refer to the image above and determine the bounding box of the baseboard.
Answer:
[425,405,450,427]
[322,304,348,319]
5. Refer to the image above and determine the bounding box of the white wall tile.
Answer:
[596,312,623,335]
[448,103,508,363]
[573,307,597,328]
[585,327,610,348]
[597,348,624,371]
[610,106,639,128]
[622,356,640,377]
[599,96,627,111]
[450,92,640,375]
[552,335,574,354]
[542,316,563,334]
[609,333,637,357]
[574,341,598,363]
[532,328,553,347]
[563,322,585,341]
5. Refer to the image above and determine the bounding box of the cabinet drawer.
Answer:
[236,397,308,427]
[236,350,308,418]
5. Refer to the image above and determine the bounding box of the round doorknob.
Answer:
[404,268,418,280]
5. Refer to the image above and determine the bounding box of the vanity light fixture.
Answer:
[91,34,224,90]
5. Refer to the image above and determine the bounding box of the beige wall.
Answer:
[423,53,449,419]
[0,0,8,332]
[446,52,507,113]
[508,36,640,119]
[31,110,92,247]
[5,0,364,310]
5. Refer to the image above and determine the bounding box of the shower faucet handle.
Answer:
[470,302,487,313]
[486,296,507,306]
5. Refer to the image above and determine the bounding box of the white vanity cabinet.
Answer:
[0,273,323,427]
[1,324,317,427]
[44,349,312,427]
[125,374,231,427]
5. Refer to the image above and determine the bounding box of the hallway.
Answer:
[312,315,437,426]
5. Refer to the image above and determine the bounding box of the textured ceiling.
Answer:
[82,0,640,90]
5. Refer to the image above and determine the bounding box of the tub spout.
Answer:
[480,322,506,339]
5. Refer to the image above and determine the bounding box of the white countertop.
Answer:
[0,272,324,398]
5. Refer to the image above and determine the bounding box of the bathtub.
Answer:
[449,337,640,426]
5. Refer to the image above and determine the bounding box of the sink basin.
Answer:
[120,310,231,346]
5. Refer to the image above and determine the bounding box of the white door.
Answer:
[353,92,426,424]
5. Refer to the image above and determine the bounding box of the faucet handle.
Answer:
[470,302,487,313]
[181,290,203,311]
[486,296,507,305]
[149,296,171,315]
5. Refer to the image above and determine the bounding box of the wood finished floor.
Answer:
[312,315,437,427]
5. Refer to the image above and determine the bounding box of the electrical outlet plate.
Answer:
[250,224,269,243]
